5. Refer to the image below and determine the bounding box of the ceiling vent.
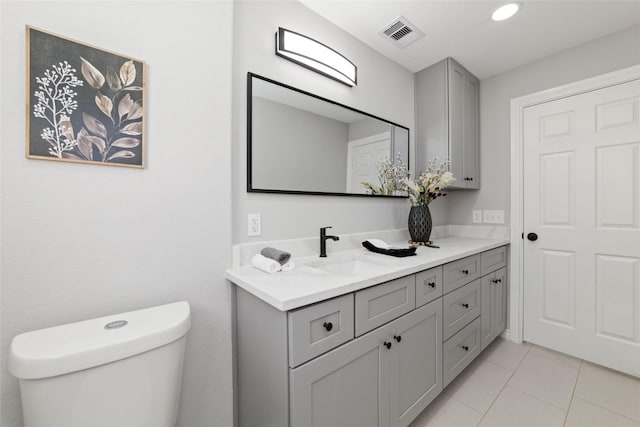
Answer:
[378,16,425,49]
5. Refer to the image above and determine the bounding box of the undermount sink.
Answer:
[305,254,390,276]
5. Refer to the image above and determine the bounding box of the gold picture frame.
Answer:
[26,26,146,168]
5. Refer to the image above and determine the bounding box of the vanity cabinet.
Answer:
[290,300,442,427]
[415,57,479,189]
[234,244,508,427]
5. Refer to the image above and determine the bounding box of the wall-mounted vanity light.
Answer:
[275,27,357,87]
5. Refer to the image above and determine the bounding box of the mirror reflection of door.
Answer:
[346,132,391,193]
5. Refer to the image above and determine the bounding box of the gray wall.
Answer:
[348,117,391,141]
[0,2,234,427]
[232,0,449,245]
[252,97,348,192]
[447,24,640,225]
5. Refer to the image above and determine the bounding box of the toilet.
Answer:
[9,301,191,427]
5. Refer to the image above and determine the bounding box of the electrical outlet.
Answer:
[483,210,504,224]
[248,213,261,236]
[472,210,483,223]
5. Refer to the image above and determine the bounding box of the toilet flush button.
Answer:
[104,320,128,330]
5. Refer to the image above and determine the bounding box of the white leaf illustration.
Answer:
[111,137,140,148]
[118,93,133,120]
[80,57,105,89]
[107,150,135,161]
[120,122,142,135]
[120,60,136,87]
[95,93,113,118]
[82,113,108,139]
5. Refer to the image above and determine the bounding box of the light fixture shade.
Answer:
[275,27,357,87]
[491,3,521,21]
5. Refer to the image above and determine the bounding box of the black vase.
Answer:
[408,205,432,243]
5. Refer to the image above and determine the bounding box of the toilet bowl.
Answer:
[9,301,191,427]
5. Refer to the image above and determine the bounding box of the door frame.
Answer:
[508,64,640,343]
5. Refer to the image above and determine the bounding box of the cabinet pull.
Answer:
[461,269,469,275]
[427,281,436,288]
[384,341,392,350]
[394,335,402,343]
[491,279,499,284]
[462,345,469,351]
[461,303,469,309]
[323,322,333,332]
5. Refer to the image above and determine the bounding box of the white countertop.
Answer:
[226,235,509,311]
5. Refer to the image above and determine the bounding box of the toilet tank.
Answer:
[9,301,191,427]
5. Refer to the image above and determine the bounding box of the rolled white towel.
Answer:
[251,254,281,274]
[281,261,295,272]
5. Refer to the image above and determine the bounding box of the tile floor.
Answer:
[410,338,640,427]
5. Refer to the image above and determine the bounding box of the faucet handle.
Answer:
[321,226,333,230]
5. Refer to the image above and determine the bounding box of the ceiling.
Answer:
[299,0,640,79]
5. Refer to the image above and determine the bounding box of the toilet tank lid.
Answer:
[9,301,191,380]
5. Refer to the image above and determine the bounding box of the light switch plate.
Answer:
[483,210,504,224]
[472,210,483,223]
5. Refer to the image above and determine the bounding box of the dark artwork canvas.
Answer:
[27,26,145,168]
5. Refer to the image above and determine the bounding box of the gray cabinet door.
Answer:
[480,267,508,350]
[290,324,389,427]
[388,300,442,427]
[447,58,480,189]
[491,268,507,341]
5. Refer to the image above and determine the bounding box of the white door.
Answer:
[346,132,391,193]
[523,79,640,377]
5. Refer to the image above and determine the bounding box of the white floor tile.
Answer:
[574,361,640,422]
[478,386,566,427]
[409,393,483,427]
[478,338,531,372]
[565,398,640,427]
[444,358,512,414]
[528,344,581,369]
[507,352,579,409]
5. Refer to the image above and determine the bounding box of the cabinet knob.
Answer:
[462,345,469,351]
[384,341,392,350]
[394,335,402,343]
[427,281,436,288]
[461,303,469,309]
[323,322,333,332]
[461,269,469,275]
[469,177,474,181]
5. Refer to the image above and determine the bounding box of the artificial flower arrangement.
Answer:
[360,154,408,196]
[362,156,455,203]
[401,158,455,206]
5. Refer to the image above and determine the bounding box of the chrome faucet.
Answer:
[320,226,340,257]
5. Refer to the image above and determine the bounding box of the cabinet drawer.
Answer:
[481,246,507,276]
[443,317,481,387]
[443,254,481,294]
[416,266,443,308]
[442,279,481,341]
[288,294,354,368]
[355,275,416,336]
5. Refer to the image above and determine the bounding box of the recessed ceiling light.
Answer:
[492,3,521,21]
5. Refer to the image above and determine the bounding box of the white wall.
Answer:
[232,0,449,245]
[0,2,234,427]
[446,24,640,225]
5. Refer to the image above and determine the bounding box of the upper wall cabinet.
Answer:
[416,58,480,189]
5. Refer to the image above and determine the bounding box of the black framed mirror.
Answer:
[247,72,409,197]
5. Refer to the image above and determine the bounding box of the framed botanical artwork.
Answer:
[26,26,145,168]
